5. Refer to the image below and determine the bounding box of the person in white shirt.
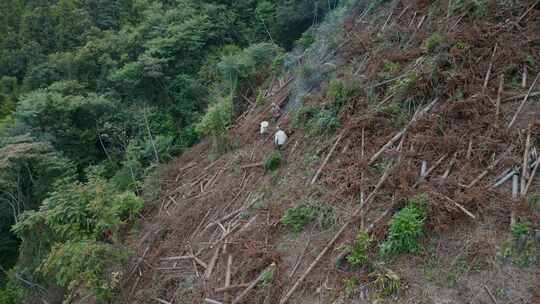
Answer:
[260,121,269,137]
[274,127,287,150]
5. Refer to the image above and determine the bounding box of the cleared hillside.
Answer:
[116,1,540,303]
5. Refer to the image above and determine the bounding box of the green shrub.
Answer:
[499,238,538,267]
[292,106,319,129]
[12,176,144,301]
[295,31,316,50]
[264,151,282,171]
[382,60,400,76]
[346,230,372,267]
[195,97,232,153]
[449,0,488,18]
[327,78,357,111]
[260,266,275,287]
[293,105,340,136]
[281,203,335,233]
[312,109,340,134]
[282,204,318,233]
[39,240,129,302]
[424,33,444,52]
[389,72,419,96]
[380,196,427,257]
[0,278,23,304]
[511,222,530,238]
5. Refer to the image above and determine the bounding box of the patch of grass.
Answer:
[446,255,470,287]
[424,33,444,52]
[499,239,538,267]
[260,266,275,287]
[282,204,317,233]
[346,230,373,267]
[255,89,266,105]
[281,203,335,233]
[422,238,440,281]
[379,195,428,257]
[343,277,359,298]
[264,151,282,171]
[389,72,419,97]
[371,269,402,297]
[498,219,538,267]
[454,40,469,50]
[528,195,540,213]
[511,221,531,238]
[382,60,401,76]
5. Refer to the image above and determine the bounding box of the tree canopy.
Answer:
[0,0,339,301]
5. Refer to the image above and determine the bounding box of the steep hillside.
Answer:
[118,1,540,303]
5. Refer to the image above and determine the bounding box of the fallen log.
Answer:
[369,98,439,166]
[232,263,276,304]
[521,128,531,195]
[154,298,172,304]
[508,72,540,129]
[204,247,221,279]
[311,130,347,184]
[466,145,514,188]
[241,162,264,169]
[495,75,504,126]
[483,45,497,93]
[440,194,476,219]
[524,157,540,195]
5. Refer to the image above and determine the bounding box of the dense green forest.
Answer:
[0,0,340,302]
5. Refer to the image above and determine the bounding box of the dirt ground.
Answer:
[114,1,540,303]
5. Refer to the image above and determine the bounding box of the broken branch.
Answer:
[311,130,346,184]
[508,71,540,129]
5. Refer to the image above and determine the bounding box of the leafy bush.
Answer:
[346,230,372,267]
[39,240,129,301]
[264,151,282,171]
[379,196,427,257]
